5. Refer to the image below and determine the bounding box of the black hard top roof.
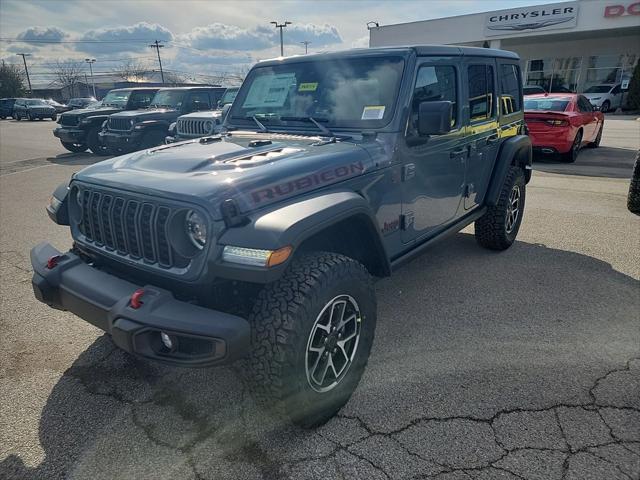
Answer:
[257,45,519,67]
[155,86,225,91]
[110,87,160,92]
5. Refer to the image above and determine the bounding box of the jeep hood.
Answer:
[62,106,121,118]
[110,108,177,122]
[73,133,376,219]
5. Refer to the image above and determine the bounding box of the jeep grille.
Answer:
[177,118,217,137]
[60,115,78,127]
[73,186,189,269]
[108,117,131,131]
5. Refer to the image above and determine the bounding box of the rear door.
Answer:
[462,59,500,210]
[576,95,597,140]
[399,57,466,243]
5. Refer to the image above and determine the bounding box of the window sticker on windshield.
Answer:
[361,105,385,120]
[243,73,296,109]
[298,82,318,92]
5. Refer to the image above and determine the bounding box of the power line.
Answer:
[0,37,168,44]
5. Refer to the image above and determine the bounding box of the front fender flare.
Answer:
[215,191,389,282]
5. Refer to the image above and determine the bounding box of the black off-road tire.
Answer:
[61,141,87,153]
[627,150,640,215]
[51,115,57,121]
[475,166,526,251]
[27,112,33,121]
[87,127,111,155]
[15,113,21,121]
[245,252,376,428]
[601,100,610,113]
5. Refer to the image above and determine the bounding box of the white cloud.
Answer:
[16,26,68,42]
[79,22,173,54]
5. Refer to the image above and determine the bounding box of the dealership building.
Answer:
[369,0,639,93]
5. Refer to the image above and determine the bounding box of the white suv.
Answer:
[583,83,624,112]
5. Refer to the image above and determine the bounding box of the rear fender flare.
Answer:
[486,135,532,206]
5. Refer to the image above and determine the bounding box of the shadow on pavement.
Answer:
[46,152,112,167]
[533,146,637,179]
[1,234,639,479]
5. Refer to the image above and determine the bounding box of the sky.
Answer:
[0,0,572,86]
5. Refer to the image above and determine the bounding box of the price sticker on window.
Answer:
[298,82,318,92]
[361,105,385,120]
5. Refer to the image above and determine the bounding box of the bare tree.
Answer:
[163,70,186,86]
[226,64,252,85]
[113,59,150,82]
[0,63,26,97]
[52,60,84,98]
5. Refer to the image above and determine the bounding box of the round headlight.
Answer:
[185,210,207,249]
[204,120,214,133]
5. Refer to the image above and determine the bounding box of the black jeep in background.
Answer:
[99,86,226,152]
[54,88,158,154]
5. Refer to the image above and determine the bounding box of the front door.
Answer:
[462,60,500,210]
[400,59,466,244]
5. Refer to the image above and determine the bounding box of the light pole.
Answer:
[85,58,96,98]
[16,53,32,96]
[270,21,291,57]
[300,41,311,54]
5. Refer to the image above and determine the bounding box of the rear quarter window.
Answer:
[500,64,522,115]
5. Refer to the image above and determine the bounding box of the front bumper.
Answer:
[54,127,86,143]
[99,130,144,150]
[31,242,250,367]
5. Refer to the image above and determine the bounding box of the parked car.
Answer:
[54,87,158,154]
[45,99,70,113]
[67,97,96,110]
[628,150,640,215]
[524,93,604,162]
[99,86,225,152]
[13,98,57,121]
[31,45,532,427]
[0,98,18,119]
[523,85,546,95]
[583,83,624,112]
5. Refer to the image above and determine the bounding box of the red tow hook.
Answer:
[129,288,144,310]
[130,288,145,309]
[46,255,62,269]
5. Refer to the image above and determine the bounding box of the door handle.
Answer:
[450,147,466,158]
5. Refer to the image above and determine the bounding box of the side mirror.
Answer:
[418,101,452,136]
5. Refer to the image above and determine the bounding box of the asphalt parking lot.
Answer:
[0,117,639,480]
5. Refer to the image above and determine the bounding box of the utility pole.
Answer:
[149,40,165,84]
[16,53,32,96]
[300,41,311,54]
[270,21,291,57]
[85,58,96,98]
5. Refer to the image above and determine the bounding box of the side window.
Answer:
[130,91,154,108]
[499,64,522,115]
[468,64,495,122]
[188,92,211,111]
[407,64,457,138]
[209,90,224,105]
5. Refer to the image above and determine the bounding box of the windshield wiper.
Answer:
[280,116,335,138]
[230,115,270,133]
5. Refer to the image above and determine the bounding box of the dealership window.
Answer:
[499,64,521,115]
[467,64,495,122]
[526,57,581,93]
[584,54,638,90]
[407,65,457,138]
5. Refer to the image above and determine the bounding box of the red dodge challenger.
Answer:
[524,93,604,163]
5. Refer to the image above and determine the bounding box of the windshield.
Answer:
[229,56,405,130]
[524,97,571,112]
[584,85,612,94]
[220,88,239,106]
[149,90,186,108]
[25,99,48,106]
[101,90,131,107]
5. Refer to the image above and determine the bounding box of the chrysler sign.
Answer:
[485,2,579,36]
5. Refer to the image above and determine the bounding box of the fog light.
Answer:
[160,332,175,350]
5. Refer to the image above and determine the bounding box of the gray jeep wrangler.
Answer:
[31,46,531,427]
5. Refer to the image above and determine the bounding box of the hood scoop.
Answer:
[215,145,304,167]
